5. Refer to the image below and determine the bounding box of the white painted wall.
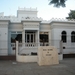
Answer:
[52,27,75,54]
[0,27,8,55]
[17,10,37,18]
[9,23,22,30]
[40,24,50,31]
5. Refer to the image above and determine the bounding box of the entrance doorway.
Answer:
[25,31,36,47]
[10,31,22,55]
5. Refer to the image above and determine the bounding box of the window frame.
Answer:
[71,31,75,43]
[61,31,67,43]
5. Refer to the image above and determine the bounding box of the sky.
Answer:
[0,0,75,20]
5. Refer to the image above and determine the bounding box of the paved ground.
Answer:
[0,58,75,75]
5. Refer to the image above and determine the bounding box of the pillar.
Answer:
[49,30,51,46]
[16,41,18,61]
[22,30,25,46]
[38,30,40,46]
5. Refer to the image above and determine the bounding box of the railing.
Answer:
[11,43,22,47]
[40,43,50,46]
[25,43,38,47]
[11,43,16,47]
[11,43,38,47]
[11,42,50,48]
[20,42,50,47]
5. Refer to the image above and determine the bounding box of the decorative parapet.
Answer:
[50,18,75,22]
[18,7,37,11]
[0,16,42,22]
[41,20,50,23]
[10,17,21,22]
[41,18,75,24]
[67,19,75,21]
[0,16,21,22]
[0,16,75,23]
[0,16,10,20]
[21,17,42,21]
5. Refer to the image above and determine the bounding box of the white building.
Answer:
[0,7,75,59]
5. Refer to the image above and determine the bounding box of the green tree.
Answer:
[49,0,67,7]
[66,10,75,19]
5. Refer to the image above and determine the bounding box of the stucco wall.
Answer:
[0,21,9,55]
[40,24,50,31]
[51,22,75,54]
[17,9,37,18]
[9,23,22,31]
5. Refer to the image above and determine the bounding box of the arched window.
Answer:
[61,31,67,43]
[71,31,75,42]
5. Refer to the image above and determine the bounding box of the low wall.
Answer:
[16,55,37,62]
[16,41,63,63]
[16,54,62,63]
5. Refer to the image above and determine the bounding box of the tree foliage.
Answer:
[49,0,67,7]
[66,10,75,19]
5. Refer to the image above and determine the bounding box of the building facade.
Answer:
[0,7,75,57]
